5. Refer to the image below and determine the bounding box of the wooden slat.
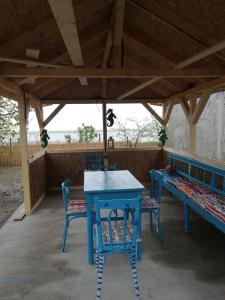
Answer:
[142,103,164,126]
[180,98,190,120]
[48,0,87,85]
[43,104,65,127]
[41,98,163,104]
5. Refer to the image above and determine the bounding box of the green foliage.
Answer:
[0,97,19,144]
[64,134,72,143]
[77,123,97,143]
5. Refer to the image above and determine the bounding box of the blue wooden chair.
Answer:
[61,179,87,252]
[94,197,142,300]
[141,170,163,240]
[92,162,117,171]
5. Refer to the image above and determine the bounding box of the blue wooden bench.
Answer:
[151,153,225,234]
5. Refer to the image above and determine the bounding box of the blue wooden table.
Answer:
[84,170,144,265]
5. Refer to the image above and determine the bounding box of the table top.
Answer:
[84,170,144,193]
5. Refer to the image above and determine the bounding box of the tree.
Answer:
[64,134,72,143]
[116,117,160,147]
[77,123,97,143]
[0,97,19,144]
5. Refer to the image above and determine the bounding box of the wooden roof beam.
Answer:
[41,98,163,105]
[113,0,126,67]
[191,92,210,124]
[2,67,225,78]
[43,104,65,127]
[48,0,87,85]
[163,102,174,125]
[142,103,164,126]
[117,36,225,99]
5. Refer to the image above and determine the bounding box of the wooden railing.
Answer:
[46,147,163,188]
[29,151,47,211]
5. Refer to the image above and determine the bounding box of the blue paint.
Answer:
[84,170,144,265]
[153,153,225,235]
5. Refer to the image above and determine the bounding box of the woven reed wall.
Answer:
[46,148,163,188]
[29,153,47,208]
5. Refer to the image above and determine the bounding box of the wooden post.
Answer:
[18,94,31,215]
[102,101,108,167]
[188,97,197,154]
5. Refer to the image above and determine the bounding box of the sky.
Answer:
[28,103,162,131]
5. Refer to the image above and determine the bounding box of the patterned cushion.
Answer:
[67,199,86,214]
[142,195,159,209]
[101,220,133,244]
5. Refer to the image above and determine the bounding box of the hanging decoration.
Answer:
[158,127,168,148]
[106,109,116,127]
[40,129,50,148]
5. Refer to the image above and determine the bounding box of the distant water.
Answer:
[27,130,157,144]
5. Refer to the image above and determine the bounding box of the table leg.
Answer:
[87,195,94,265]
[137,193,142,261]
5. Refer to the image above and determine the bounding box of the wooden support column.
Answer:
[188,97,197,154]
[18,93,31,215]
[102,101,108,160]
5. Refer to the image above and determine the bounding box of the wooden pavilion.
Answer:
[1,0,225,215]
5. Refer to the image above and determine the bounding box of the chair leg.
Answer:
[95,249,99,273]
[156,210,163,241]
[96,254,105,300]
[129,252,141,300]
[61,217,69,252]
[149,212,153,232]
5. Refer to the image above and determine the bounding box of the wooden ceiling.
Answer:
[1,0,225,107]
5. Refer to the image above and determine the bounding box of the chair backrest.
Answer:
[61,179,72,212]
[92,162,117,171]
[149,170,163,204]
[94,197,141,253]
[83,152,102,170]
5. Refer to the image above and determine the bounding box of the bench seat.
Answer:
[151,153,225,235]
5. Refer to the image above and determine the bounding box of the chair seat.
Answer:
[67,199,86,214]
[101,220,133,244]
[142,195,159,209]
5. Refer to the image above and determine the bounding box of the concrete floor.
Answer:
[0,190,225,300]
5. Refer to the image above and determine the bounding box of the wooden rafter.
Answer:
[48,0,87,85]
[117,35,225,99]
[191,92,210,124]
[0,0,113,59]
[142,103,164,126]
[113,0,125,67]
[34,105,44,129]
[43,104,65,127]
[2,67,225,78]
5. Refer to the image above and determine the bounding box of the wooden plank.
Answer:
[18,96,31,215]
[2,67,225,78]
[102,30,113,98]
[34,104,44,129]
[48,0,87,85]
[192,92,210,124]
[164,101,174,125]
[0,56,68,68]
[113,0,125,67]
[142,103,164,126]
[43,104,65,127]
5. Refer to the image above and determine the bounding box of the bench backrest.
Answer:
[168,153,225,196]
